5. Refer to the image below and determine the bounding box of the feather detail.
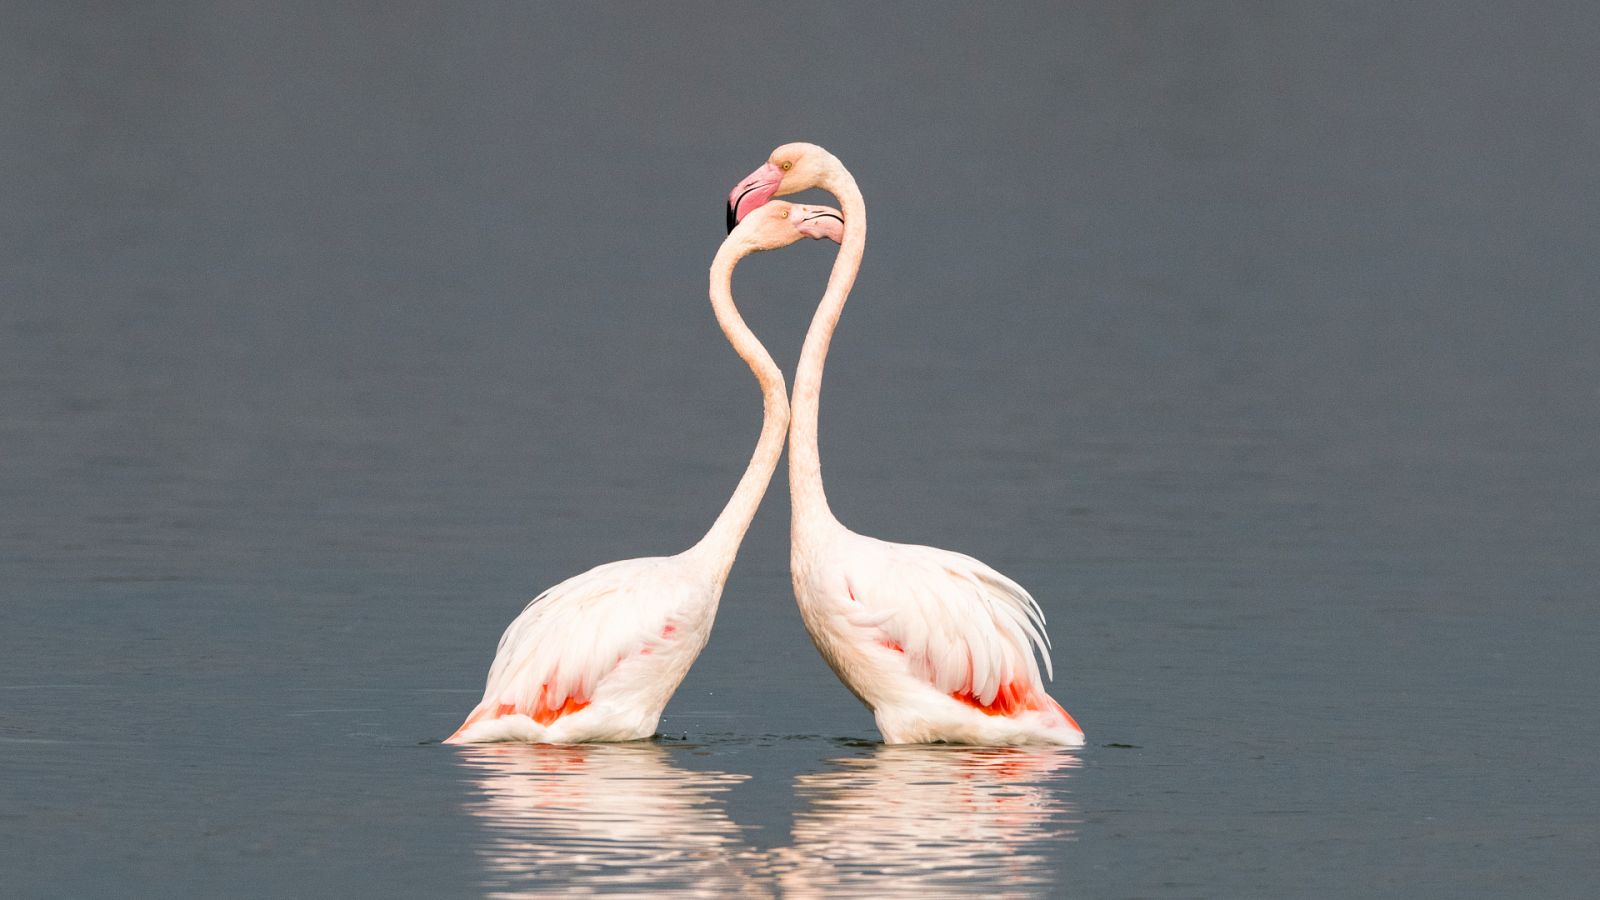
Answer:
[446,556,704,743]
[841,536,1059,707]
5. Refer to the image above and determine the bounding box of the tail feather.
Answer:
[1041,693,1083,734]
[442,688,592,744]
[442,705,491,744]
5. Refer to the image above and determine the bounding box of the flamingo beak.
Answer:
[727,162,785,232]
[794,206,844,244]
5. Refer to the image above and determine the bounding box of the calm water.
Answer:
[3,4,1598,896]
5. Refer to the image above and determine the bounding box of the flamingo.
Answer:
[728,143,1085,746]
[445,200,845,743]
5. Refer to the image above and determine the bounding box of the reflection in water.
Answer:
[455,743,765,897]
[770,746,1080,897]
[456,742,1077,896]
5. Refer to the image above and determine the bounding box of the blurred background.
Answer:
[2,3,1596,896]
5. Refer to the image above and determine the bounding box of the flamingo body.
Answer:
[446,556,715,744]
[793,526,1082,746]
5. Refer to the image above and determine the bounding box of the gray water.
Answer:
[3,3,1598,897]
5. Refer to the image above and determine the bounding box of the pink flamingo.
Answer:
[729,144,1084,745]
[446,201,844,743]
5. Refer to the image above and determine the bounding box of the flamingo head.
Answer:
[791,203,845,243]
[726,142,839,231]
[731,200,844,251]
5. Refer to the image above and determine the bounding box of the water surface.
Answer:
[3,3,1598,896]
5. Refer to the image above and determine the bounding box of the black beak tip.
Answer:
[726,202,737,234]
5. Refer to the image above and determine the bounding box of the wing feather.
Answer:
[476,556,691,719]
[843,538,1058,704]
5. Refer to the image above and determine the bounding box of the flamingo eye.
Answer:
[780,161,793,171]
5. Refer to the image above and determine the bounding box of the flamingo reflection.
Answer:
[455,743,766,897]
[770,746,1080,897]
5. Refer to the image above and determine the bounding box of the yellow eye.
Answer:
[780,161,793,171]
[780,209,790,219]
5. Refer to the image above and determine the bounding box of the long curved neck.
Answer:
[686,241,790,583]
[790,165,865,533]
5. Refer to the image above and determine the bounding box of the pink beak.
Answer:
[794,206,844,244]
[727,162,784,232]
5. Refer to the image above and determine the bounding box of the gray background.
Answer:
[3,3,1597,896]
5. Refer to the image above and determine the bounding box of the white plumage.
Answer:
[794,527,1082,746]
[447,557,716,744]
